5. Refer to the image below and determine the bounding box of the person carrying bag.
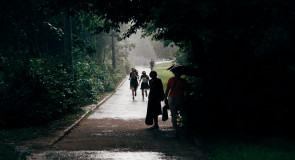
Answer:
[145,71,164,129]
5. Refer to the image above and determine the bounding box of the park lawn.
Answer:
[154,62,174,91]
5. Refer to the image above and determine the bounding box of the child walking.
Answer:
[139,71,150,100]
[129,68,139,100]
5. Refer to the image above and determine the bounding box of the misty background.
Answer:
[126,30,177,66]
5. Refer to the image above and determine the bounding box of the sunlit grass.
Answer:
[154,62,174,91]
[155,62,174,68]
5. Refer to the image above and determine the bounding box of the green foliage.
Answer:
[0,50,129,128]
[0,2,130,128]
[1,57,77,127]
[205,137,295,160]
[3,0,295,134]
[0,128,39,141]
[149,39,178,60]
[75,11,105,33]
[0,143,18,160]
[173,48,192,66]
[87,109,93,116]
[79,0,295,133]
[0,110,84,159]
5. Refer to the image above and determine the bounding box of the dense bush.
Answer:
[0,55,128,128]
[0,1,131,128]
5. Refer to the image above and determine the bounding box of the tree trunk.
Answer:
[111,36,116,68]
[63,13,74,78]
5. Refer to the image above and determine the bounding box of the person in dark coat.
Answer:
[145,71,164,129]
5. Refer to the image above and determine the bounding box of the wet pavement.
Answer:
[88,68,148,120]
[27,66,205,160]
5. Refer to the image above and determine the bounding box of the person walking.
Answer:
[145,71,164,129]
[164,71,188,137]
[129,68,139,100]
[150,59,155,71]
[139,71,150,100]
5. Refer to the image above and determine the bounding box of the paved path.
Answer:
[27,67,205,160]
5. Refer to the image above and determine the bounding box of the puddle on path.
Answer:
[27,150,196,160]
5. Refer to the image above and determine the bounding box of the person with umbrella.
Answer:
[164,65,189,137]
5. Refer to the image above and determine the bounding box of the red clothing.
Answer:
[166,77,187,99]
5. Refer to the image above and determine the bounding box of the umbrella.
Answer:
[167,65,199,76]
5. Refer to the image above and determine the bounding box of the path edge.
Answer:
[50,77,128,146]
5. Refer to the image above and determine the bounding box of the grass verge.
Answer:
[154,62,174,91]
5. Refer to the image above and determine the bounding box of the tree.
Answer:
[4,0,295,133]
[72,0,295,134]
[0,1,132,128]
[110,31,118,68]
[63,13,74,77]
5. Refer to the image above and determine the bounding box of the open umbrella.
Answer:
[167,65,199,76]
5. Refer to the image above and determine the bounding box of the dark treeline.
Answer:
[1,0,295,136]
[0,0,132,128]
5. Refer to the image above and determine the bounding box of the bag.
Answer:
[162,105,169,121]
[159,80,165,101]
[164,99,170,109]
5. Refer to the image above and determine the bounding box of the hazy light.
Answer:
[127,30,156,66]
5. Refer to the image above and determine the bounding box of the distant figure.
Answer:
[164,71,188,137]
[129,68,139,100]
[145,71,164,129]
[150,59,155,71]
[139,71,150,100]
